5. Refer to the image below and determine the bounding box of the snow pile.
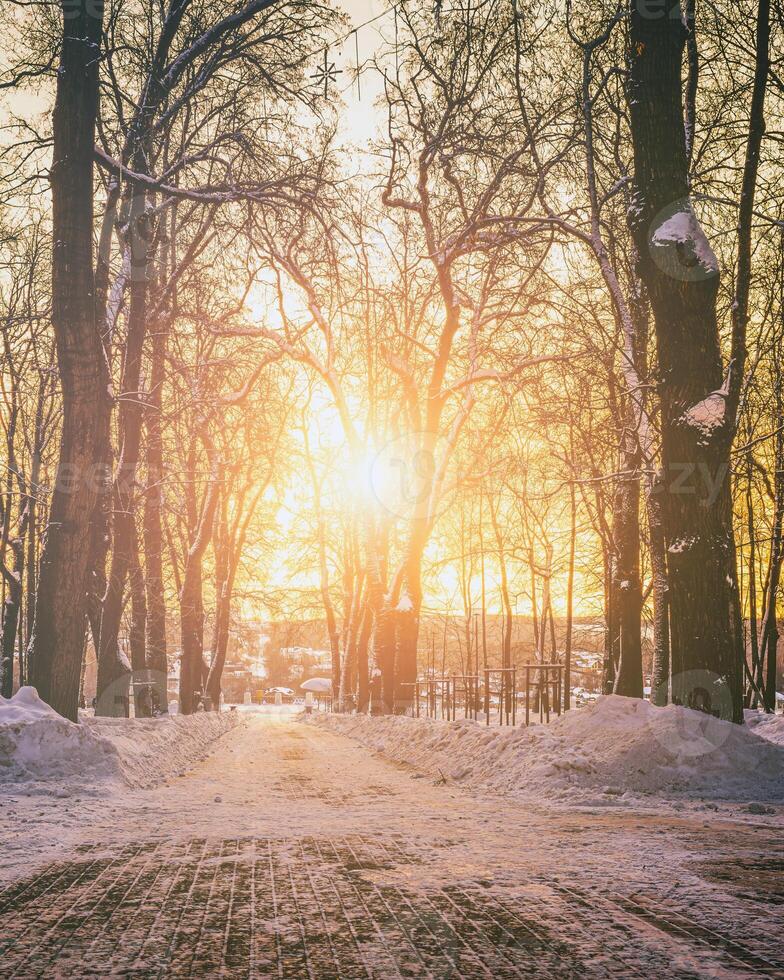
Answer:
[0,687,241,792]
[745,710,784,747]
[313,695,784,804]
[84,709,241,789]
[0,687,124,785]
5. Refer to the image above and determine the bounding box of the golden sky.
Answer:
[332,0,395,148]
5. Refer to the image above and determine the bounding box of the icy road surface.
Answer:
[0,707,782,978]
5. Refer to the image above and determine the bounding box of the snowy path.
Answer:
[1,709,783,978]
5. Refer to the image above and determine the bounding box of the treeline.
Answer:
[1,1,783,723]
[0,0,338,718]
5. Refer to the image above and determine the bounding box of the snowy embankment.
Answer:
[744,709,784,746]
[312,695,784,805]
[0,687,241,793]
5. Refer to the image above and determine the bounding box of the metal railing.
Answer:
[391,664,564,726]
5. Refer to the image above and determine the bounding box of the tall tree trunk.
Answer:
[529,545,540,656]
[179,572,203,715]
[733,0,772,708]
[23,491,36,685]
[489,496,513,713]
[24,461,39,664]
[366,515,394,713]
[205,578,231,708]
[627,0,742,720]
[143,317,169,713]
[339,574,364,708]
[396,604,419,715]
[647,483,671,704]
[564,474,577,710]
[536,546,552,667]
[611,437,643,698]
[459,502,474,682]
[85,194,120,691]
[96,187,151,715]
[28,0,106,721]
[490,503,513,671]
[178,435,219,715]
[205,475,263,708]
[1,528,25,698]
[746,473,762,704]
[760,344,784,712]
[395,520,427,713]
[355,596,372,713]
[479,492,488,673]
[0,398,25,697]
[375,604,397,714]
[205,494,229,708]
[85,407,111,668]
[128,524,148,714]
[22,374,49,677]
[315,518,341,701]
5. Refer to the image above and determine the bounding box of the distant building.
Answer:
[572,650,603,671]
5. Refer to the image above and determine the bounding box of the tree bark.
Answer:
[128,523,148,714]
[27,0,106,721]
[143,316,169,713]
[489,496,513,714]
[564,473,577,710]
[205,576,231,708]
[627,0,742,721]
[316,518,341,702]
[95,187,151,715]
[339,573,364,708]
[647,481,671,704]
[365,515,393,713]
[86,187,121,687]
[178,434,219,715]
[610,438,643,698]
[395,525,426,713]
[760,343,784,712]
[205,493,229,708]
[746,473,762,704]
[1,529,25,698]
[355,596,372,713]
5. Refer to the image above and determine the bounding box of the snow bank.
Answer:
[0,687,241,792]
[84,710,241,789]
[745,710,784,747]
[313,696,784,804]
[0,687,123,785]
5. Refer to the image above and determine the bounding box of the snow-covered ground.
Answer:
[312,695,784,806]
[0,699,782,976]
[744,707,784,745]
